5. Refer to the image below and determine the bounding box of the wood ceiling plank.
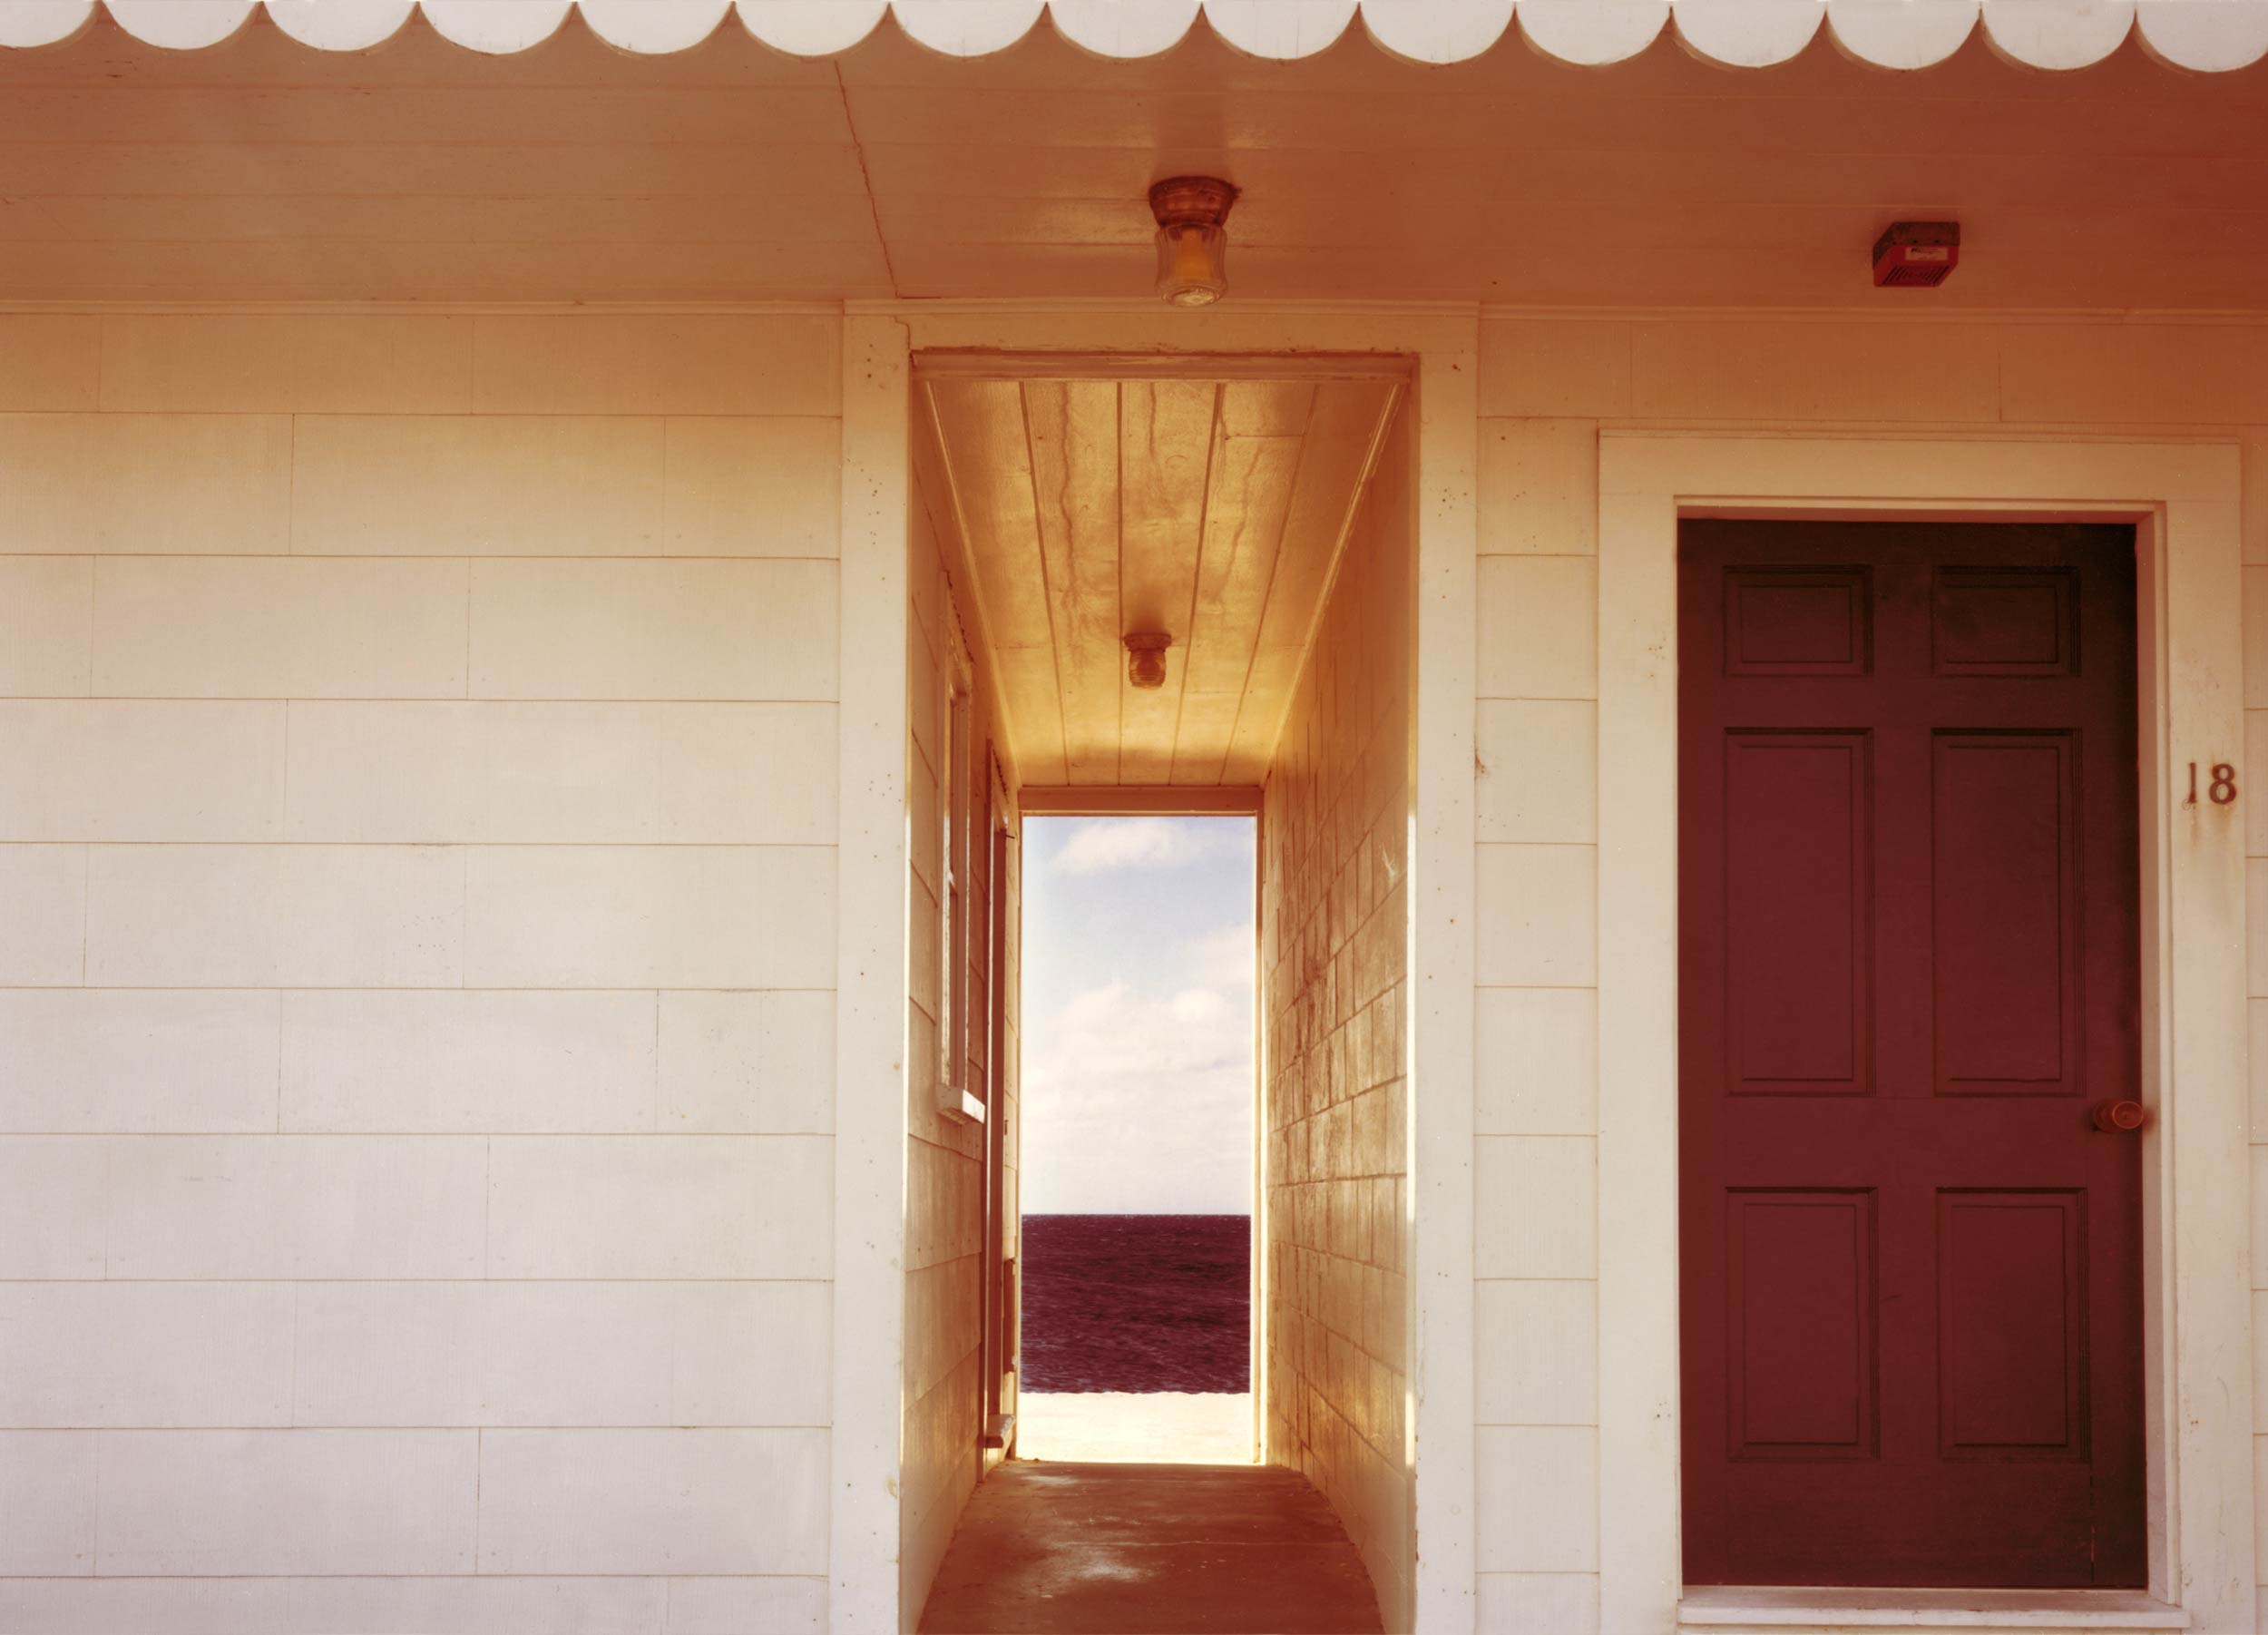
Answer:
[1023,379,1123,786]
[859,140,2268,219]
[993,643,1069,788]
[874,175,2268,257]
[925,377,1058,655]
[924,377,1072,787]
[914,406,1040,792]
[1184,428,1305,699]
[1211,381,1396,782]
[0,237,891,302]
[0,192,888,248]
[0,88,852,149]
[1175,415,1305,786]
[919,366,1403,795]
[1250,380,1396,657]
[1219,381,1316,438]
[1226,645,1307,770]
[1118,379,1218,784]
[882,227,2266,308]
[1218,747,1270,787]
[841,83,2268,164]
[1168,688,1243,786]
[0,142,869,201]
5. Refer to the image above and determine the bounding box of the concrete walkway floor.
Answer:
[917,1461,1385,1635]
[1016,1392,1254,1464]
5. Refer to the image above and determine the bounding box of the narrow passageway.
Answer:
[917,1463,1384,1635]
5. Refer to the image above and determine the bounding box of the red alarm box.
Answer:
[1873,221,1960,288]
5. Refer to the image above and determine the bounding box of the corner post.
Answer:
[1411,319,1481,1635]
[833,313,913,1634]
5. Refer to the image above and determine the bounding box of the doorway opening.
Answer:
[1016,811,1259,1464]
[904,350,1416,1634]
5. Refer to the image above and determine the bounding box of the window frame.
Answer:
[938,614,983,1125]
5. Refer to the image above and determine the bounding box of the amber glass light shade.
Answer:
[1148,176,1237,308]
[1156,222,1228,307]
[1123,631,1173,687]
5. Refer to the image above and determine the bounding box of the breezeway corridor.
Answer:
[897,355,1422,1626]
[917,1463,1384,1634]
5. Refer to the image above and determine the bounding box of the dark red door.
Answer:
[1678,521,2143,1588]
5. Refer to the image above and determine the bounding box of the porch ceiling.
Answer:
[915,367,1401,788]
[1,5,2266,308]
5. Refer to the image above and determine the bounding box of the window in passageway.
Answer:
[1018,813,1256,1464]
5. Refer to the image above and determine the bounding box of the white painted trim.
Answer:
[913,348,1414,383]
[25,3,2268,74]
[1596,433,2253,1635]
[1410,320,1482,1635]
[0,298,851,316]
[16,299,2268,328]
[1677,1585,2189,1630]
[1254,790,1269,1466]
[832,313,914,1635]
[885,306,1478,361]
[852,297,1480,321]
[1017,784,1263,816]
[937,609,977,1124]
[857,299,2268,330]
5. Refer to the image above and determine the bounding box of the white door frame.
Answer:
[1595,432,2254,1633]
[833,302,1482,1635]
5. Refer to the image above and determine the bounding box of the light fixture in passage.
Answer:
[1149,176,1238,307]
[1123,631,1173,688]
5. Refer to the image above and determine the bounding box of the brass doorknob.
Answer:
[2091,1099,2146,1133]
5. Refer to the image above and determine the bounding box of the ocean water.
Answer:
[1021,1213,1250,1393]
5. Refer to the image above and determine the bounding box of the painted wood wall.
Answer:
[1262,403,1417,1633]
[0,311,842,1633]
[5,306,2268,1632]
[1468,312,2268,1634]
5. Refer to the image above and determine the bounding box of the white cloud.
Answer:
[1171,987,1229,1024]
[1022,964,1256,1214]
[1020,818,1258,1213]
[1181,920,1256,994]
[1044,979,1246,1085]
[1051,817,1212,876]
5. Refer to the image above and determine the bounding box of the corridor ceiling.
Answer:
[916,367,1401,788]
[2,3,2267,308]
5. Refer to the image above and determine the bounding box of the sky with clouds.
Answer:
[1021,815,1256,1217]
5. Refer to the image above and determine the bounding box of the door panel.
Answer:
[1931,733,2081,1094]
[1936,1190,2087,1459]
[1726,1189,1877,1460]
[1678,521,2142,1589]
[1724,732,1872,1094]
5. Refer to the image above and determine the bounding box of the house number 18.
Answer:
[2187,762,2239,806]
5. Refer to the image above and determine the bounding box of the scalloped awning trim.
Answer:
[0,0,2263,72]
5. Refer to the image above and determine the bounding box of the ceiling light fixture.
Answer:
[1149,176,1238,308]
[1124,631,1173,688]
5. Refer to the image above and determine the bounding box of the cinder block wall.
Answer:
[1468,313,2268,1634]
[1262,405,1415,1632]
[0,312,842,1633]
